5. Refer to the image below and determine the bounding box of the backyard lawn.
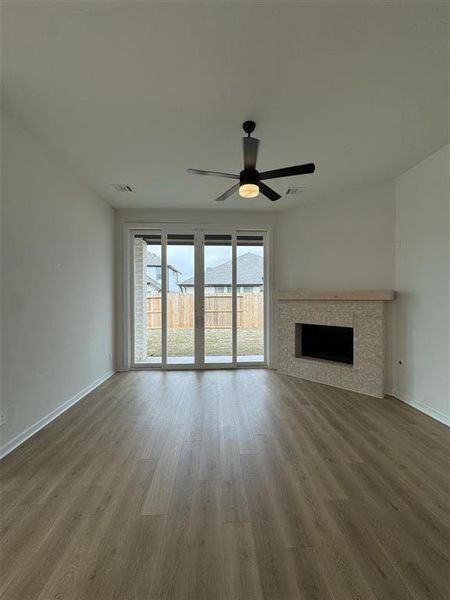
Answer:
[147,328,264,357]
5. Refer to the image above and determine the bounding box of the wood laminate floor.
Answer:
[1,370,449,600]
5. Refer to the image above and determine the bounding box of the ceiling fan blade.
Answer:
[215,183,240,202]
[243,137,259,169]
[259,182,281,202]
[259,163,315,180]
[187,169,238,179]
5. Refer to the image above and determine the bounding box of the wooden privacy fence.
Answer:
[147,294,263,329]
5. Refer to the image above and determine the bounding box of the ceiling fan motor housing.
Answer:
[240,168,259,185]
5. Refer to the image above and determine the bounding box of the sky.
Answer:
[149,244,263,282]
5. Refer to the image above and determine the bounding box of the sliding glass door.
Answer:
[237,234,265,363]
[204,234,233,364]
[131,229,266,368]
[167,234,195,364]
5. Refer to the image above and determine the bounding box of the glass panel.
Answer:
[204,234,232,363]
[237,235,264,362]
[167,234,195,364]
[134,233,162,364]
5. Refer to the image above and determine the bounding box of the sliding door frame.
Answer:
[121,222,272,371]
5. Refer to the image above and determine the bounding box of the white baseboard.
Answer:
[387,389,450,427]
[0,370,115,460]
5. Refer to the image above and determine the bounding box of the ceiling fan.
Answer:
[187,121,315,202]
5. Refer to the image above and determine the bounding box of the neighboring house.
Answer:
[147,250,181,294]
[180,252,263,294]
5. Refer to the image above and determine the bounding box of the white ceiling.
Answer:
[2,2,448,211]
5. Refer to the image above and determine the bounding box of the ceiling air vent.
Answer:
[286,187,306,196]
[111,184,133,192]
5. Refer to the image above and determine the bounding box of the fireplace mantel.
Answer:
[276,290,395,301]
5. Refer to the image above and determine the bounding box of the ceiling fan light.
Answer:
[239,183,259,198]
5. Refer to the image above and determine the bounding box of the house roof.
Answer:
[147,250,180,274]
[147,251,161,266]
[147,275,161,291]
[181,252,263,287]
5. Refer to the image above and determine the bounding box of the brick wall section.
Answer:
[134,238,147,362]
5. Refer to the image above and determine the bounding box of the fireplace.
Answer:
[277,291,394,397]
[295,323,354,365]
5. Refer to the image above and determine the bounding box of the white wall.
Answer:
[275,181,396,291]
[393,145,450,424]
[1,112,115,454]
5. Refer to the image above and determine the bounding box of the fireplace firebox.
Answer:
[296,323,354,365]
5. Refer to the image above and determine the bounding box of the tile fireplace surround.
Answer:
[276,291,396,398]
